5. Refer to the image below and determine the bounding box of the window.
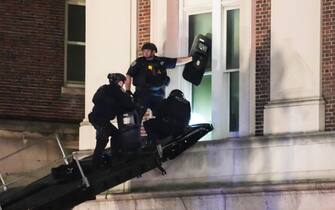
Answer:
[187,9,239,130]
[171,0,252,138]
[65,0,85,85]
[188,13,212,124]
[224,9,240,132]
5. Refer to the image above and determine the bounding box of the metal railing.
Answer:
[73,151,90,187]
[0,134,93,193]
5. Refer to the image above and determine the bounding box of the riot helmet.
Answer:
[169,89,184,99]
[107,73,126,84]
[141,42,157,53]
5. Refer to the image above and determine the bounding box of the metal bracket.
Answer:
[56,134,69,165]
[154,156,166,175]
[156,144,163,158]
[72,152,90,188]
[157,165,167,175]
[0,173,7,192]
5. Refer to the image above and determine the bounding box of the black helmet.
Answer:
[141,42,157,53]
[107,73,126,84]
[169,89,184,99]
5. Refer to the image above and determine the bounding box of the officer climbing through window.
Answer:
[88,73,135,167]
[144,89,191,146]
[125,42,193,124]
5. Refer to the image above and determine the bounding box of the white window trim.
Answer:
[150,0,167,54]
[64,0,86,87]
[239,0,255,137]
[212,0,231,139]
[68,0,85,6]
[213,0,254,139]
[130,0,137,62]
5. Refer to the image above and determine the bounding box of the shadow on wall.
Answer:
[271,43,313,101]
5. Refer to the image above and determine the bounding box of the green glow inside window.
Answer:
[189,13,212,123]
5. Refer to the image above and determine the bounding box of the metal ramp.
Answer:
[0,123,213,210]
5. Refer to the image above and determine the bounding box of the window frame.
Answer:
[178,3,212,102]
[179,0,246,140]
[188,11,213,127]
[64,0,86,87]
[182,8,212,140]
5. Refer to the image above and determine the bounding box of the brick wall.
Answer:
[255,0,271,135]
[322,0,335,131]
[137,0,151,56]
[0,1,84,123]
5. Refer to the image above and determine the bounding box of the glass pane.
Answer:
[67,44,85,82]
[226,9,239,69]
[189,13,212,72]
[192,75,212,123]
[189,13,212,124]
[68,4,85,42]
[229,72,239,131]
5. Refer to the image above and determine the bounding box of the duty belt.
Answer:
[136,86,163,91]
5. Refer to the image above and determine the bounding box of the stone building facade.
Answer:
[1,0,335,209]
[77,0,335,209]
[0,0,84,185]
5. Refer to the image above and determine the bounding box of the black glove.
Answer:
[126,90,134,97]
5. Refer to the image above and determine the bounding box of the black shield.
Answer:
[182,34,211,86]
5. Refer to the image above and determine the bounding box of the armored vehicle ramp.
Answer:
[0,123,213,210]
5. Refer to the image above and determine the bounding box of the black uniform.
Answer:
[127,56,177,124]
[143,94,191,144]
[88,83,135,166]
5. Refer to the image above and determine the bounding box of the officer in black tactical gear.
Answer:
[125,42,193,124]
[143,89,191,145]
[88,73,135,166]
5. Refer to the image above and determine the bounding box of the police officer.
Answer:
[88,73,135,167]
[125,42,192,124]
[143,89,191,145]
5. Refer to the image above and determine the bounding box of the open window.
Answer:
[183,1,241,139]
[188,13,212,125]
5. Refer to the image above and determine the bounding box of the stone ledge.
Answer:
[0,119,79,134]
[61,85,85,96]
[129,131,335,192]
[99,180,335,201]
[0,119,79,149]
[198,130,335,149]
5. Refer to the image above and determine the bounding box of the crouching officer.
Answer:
[88,73,135,167]
[143,89,191,145]
[125,42,192,124]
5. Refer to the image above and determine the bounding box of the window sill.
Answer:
[61,85,85,95]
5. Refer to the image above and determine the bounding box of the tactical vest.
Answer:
[144,60,168,87]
